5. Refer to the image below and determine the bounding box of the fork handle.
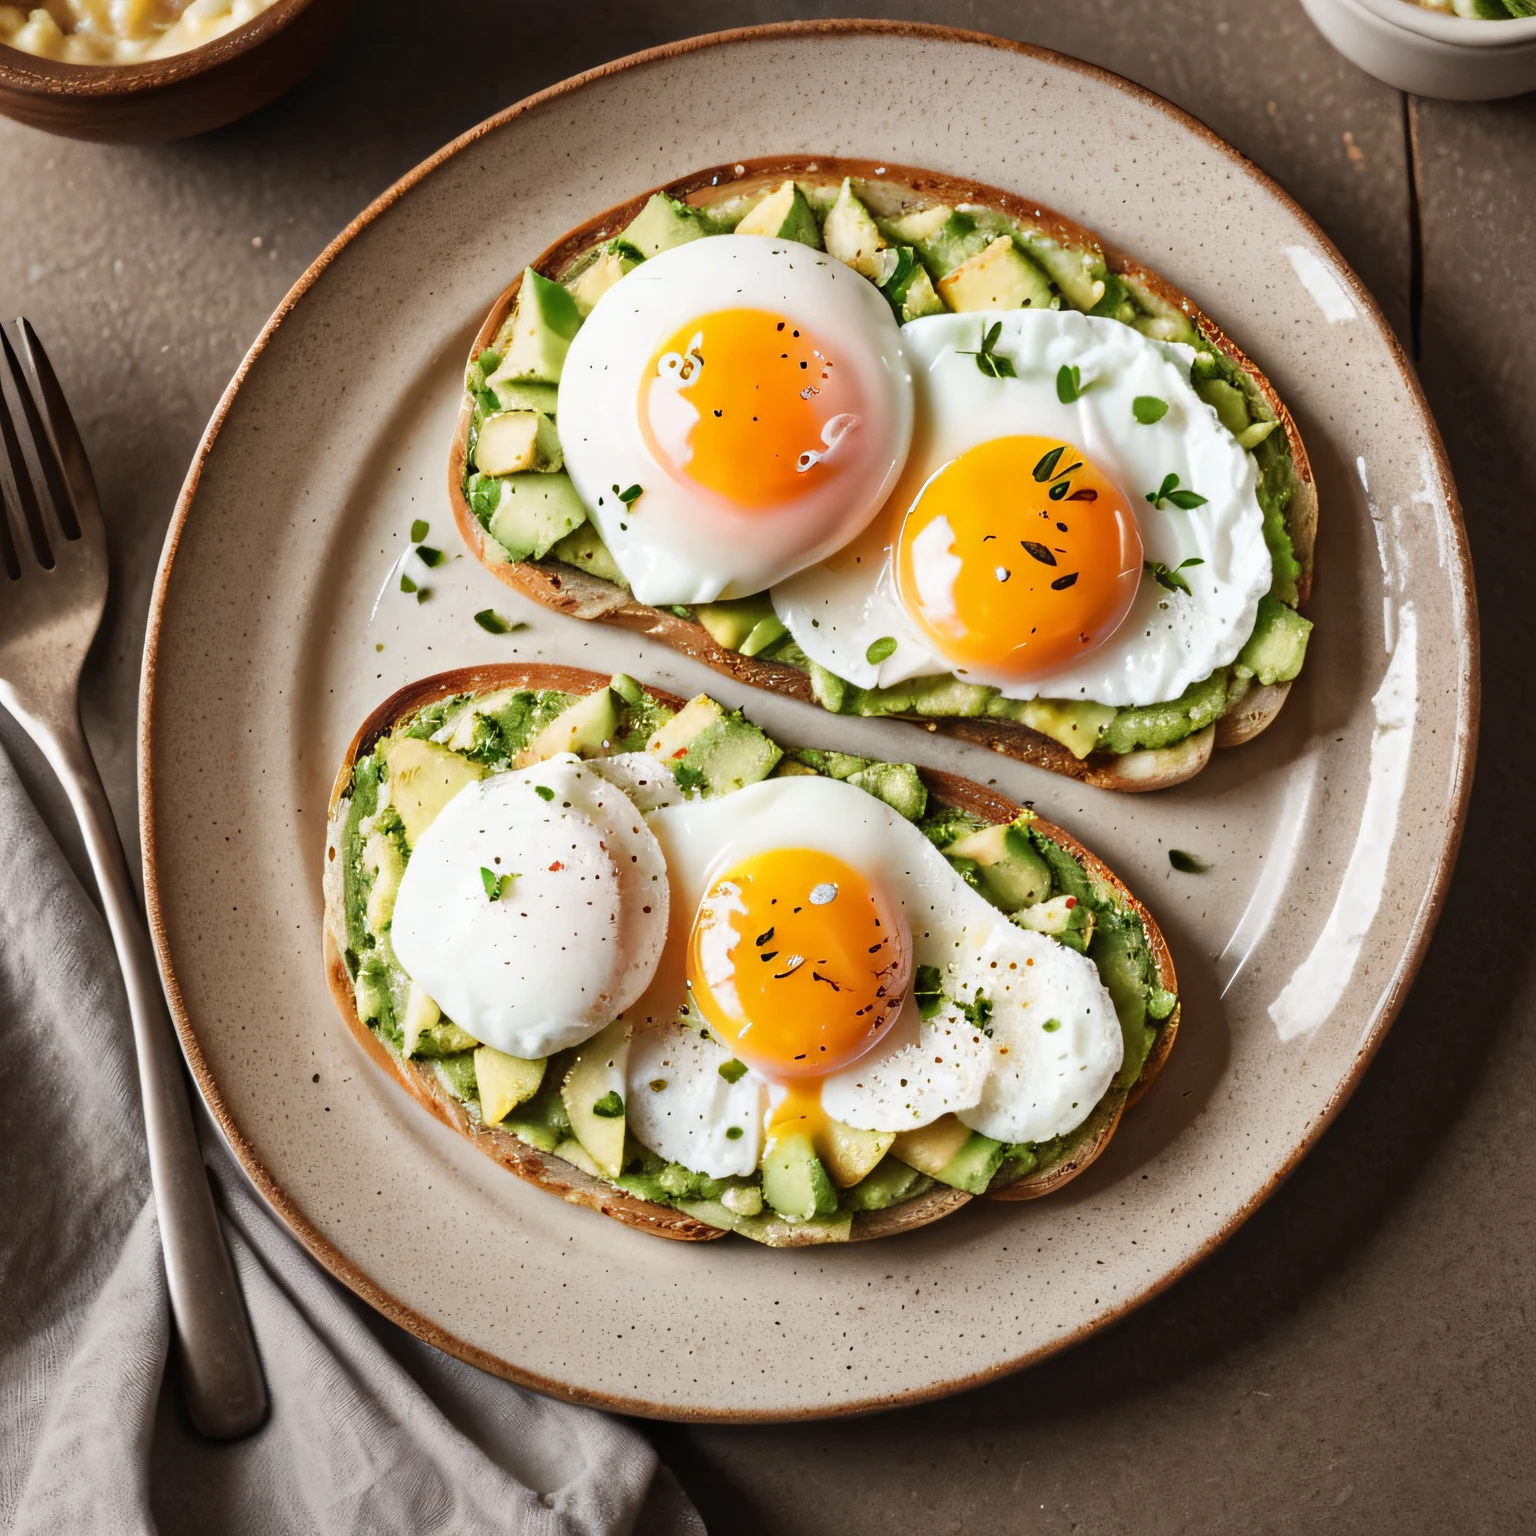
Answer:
[21,700,267,1439]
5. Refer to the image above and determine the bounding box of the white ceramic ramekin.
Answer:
[1299,0,1536,98]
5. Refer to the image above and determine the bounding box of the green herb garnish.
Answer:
[673,763,707,795]
[725,1126,744,1140]
[958,320,1016,381]
[649,1078,668,1092]
[613,483,643,506]
[865,636,898,665]
[1146,473,1208,511]
[415,588,430,603]
[474,609,520,634]
[416,545,446,568]
[534,785,555,802]
[400,573,417,594]
[718,1058,749,1084]
[1056,364,1085,404]
[1032,445,1066,482]
[1169,849,1209,874]
[591,1091,625,1119]
[1144,557,1205,596]
[410,518,430,542]
[960,989,994,1037]
[1132,395,1169,425]
[1042,1018,1061,1033]
[479,866,514,900]
[914,963,945,1020]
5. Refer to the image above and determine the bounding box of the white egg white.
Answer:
[771,308,1273,708]
[637,775,1121,1144]
[558,235,913,604]
[626,1018,766,1178]
[391,756,667,1059]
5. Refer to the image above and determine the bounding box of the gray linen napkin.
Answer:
[0,743,701,1536]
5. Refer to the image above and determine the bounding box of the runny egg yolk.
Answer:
[895,434,1144,680]
[686,848,909,1080]
[640,308,865,511]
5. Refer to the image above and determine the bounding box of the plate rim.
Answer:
[137,17,1480,1422]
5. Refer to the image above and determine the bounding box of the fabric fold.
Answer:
[0,743,699,1536]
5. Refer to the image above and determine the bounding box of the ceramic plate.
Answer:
[140,22,1476,1421]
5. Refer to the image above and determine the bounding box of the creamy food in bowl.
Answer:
[0,0,280,63]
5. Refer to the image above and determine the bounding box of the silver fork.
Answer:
[0,319,266,1440]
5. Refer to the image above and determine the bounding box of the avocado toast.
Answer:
[323,664,1179,1247]
[448,157,1315,794]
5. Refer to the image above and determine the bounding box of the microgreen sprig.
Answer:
[958,321,1016,381]
[1144,557,1205,596]
[1146,473,1208,511]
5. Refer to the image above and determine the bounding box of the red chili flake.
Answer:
[1065,896,1077,909]
[548,861,565,872]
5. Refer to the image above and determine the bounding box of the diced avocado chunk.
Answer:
[400,982,440,1058]
[845,762,927,822]
[762,1131,839,1220]
[808,661,848,713]
[361,826,404,934]
[734,180,823,248]
[694,592,777,650]
[740,614,788,657]
[518,686,617,764]
[944,820,1051,910]
[933,1131,1007,1195]
[890,1114,972,1177]
[882,203,951,246]
[840,1156,934,1212]
[1092,912,1158,1089]
[502,1067,573,1152]
[987,696,1117,760]
[897,264,946,322]
[646,693,724,762]
[840,673,993,719]
[1019,236,1106,312]
[621,192,710,257]
[488,378,559,417]
[383,735,484,847]
[475,1047,546,1124]
[1099,669,1229,754]
[913,209,991,277]
[822,177,885,278]
[815,1120,895,1188]
[676,1198,852,1246]
[488,269,582,386]
[1237,595,1312,686]
[565,240,642,317]
[432,1050,478,1103]
[473,410,562,476]
[1011,894,1095,954]
[561,1020,629,1177]
[1196,377,1251,438]
[412,1020,483,1058]
[487,473,588,562]
[549,520,627,586]
[680,712,783,797]
[938,235,1054,312]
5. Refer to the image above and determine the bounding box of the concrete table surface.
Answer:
[1,2,1529,1530]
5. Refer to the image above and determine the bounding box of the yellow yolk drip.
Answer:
[895,434,1144,680]
[640,308,865,510]
[686,848,909,1079]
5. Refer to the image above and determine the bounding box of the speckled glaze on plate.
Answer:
[139,21,1477,1421]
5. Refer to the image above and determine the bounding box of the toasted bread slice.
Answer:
[449,157,1314,794]
[323,665,1180,1245]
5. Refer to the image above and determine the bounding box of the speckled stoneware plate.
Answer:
[140,21,1477,1421]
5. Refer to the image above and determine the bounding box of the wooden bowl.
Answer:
[0,0,351,141]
